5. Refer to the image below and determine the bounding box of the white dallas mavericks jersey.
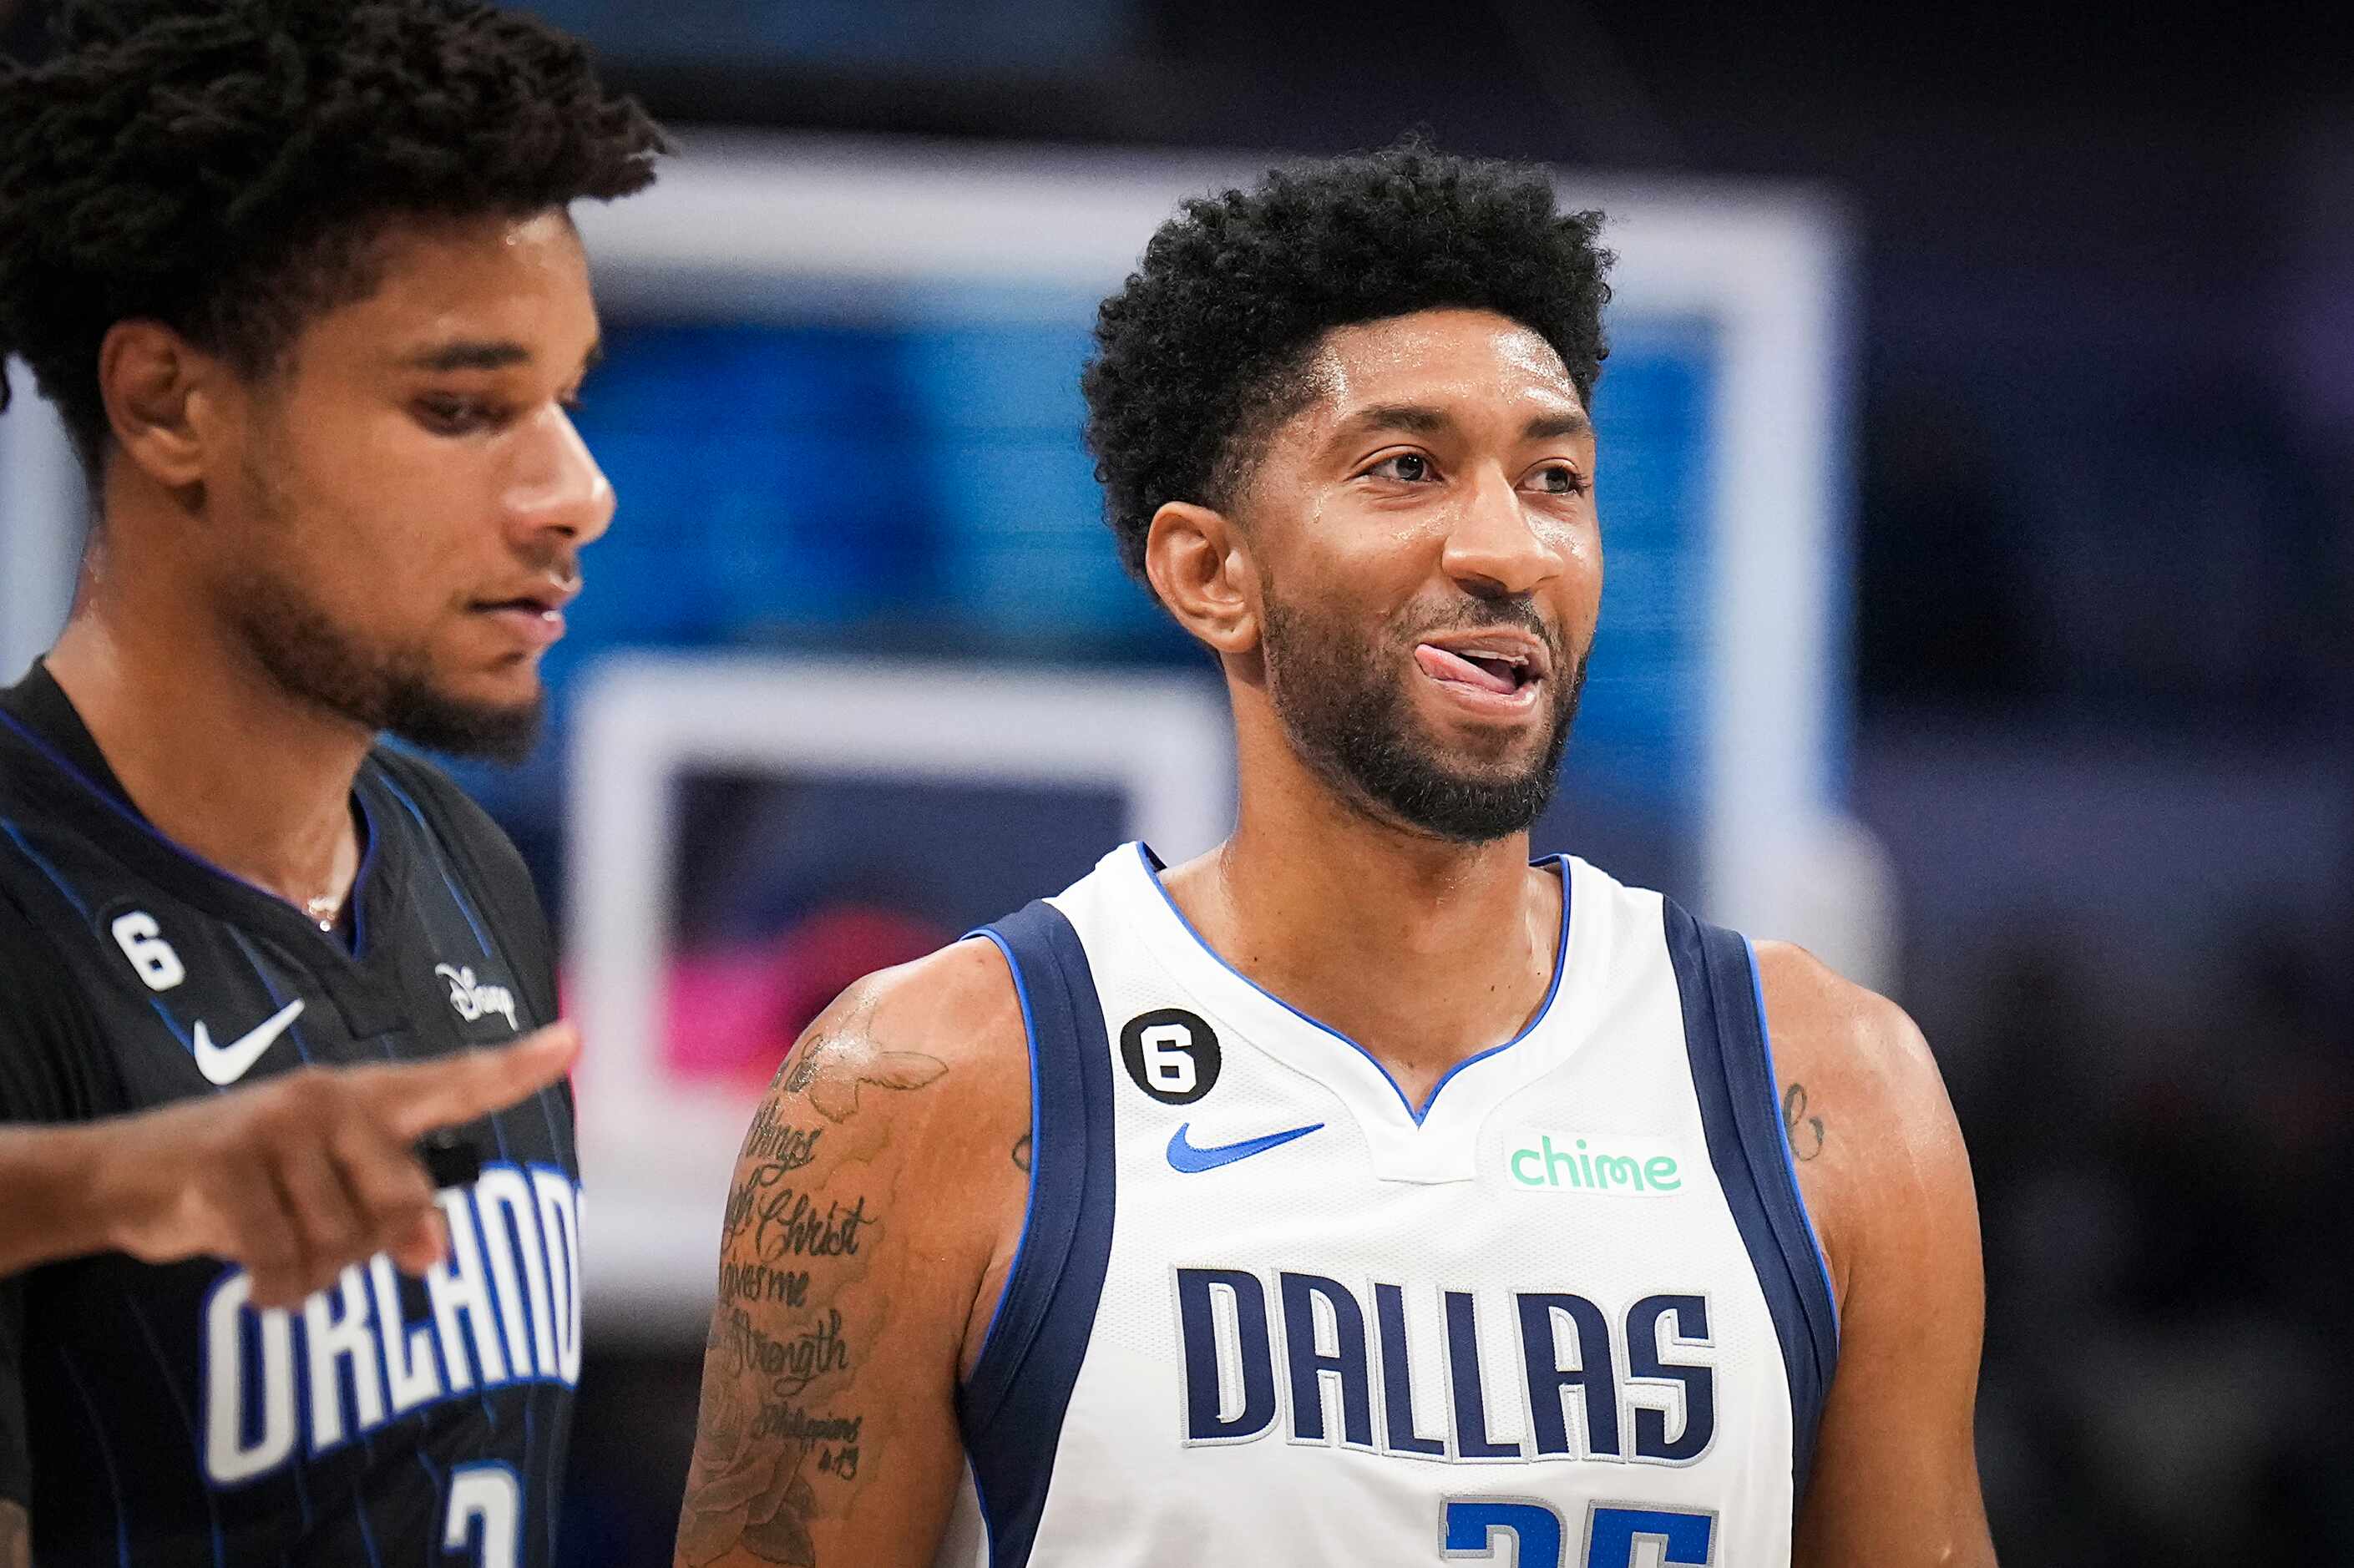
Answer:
[937,843,1838,1568]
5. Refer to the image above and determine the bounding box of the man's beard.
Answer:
[227,569,544,763]
[1260,588,1585,843]
[225,443,546,763]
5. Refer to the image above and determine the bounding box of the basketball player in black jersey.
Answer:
[0,2,663,1563]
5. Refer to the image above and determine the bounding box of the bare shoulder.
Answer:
[1749,941,1943,1115]
[777,936,1028,1126]
[748,937,1037,1258]
[1749,941,1975,1308]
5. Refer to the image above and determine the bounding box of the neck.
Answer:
[44,533,368,914]
[1162,715,1563,1107]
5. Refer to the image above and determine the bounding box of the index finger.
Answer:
[370,1023,581,1141]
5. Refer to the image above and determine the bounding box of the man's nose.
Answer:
[1441,468,1560,599]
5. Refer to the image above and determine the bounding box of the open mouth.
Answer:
[1419,645,1534,694]
[1412,632,1550,706]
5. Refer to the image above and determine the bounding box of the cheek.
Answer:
[1292,493,1454,604]
[271,492,464,640]
[334,432,492,596]
[242,403,491,635]
[1552,522,1604,625]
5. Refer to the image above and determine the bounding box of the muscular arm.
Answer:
[1756,942,1997,1567]
[675,941,1030,1568]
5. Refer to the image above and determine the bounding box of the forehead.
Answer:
[307,210,596,359]
[1301,307,1584,428]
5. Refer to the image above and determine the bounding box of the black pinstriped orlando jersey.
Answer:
[0,662,581,1568]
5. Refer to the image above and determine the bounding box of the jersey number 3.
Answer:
[444,1464,522,1568]
[1442,1500,1714,1568]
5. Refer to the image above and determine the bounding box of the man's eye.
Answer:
[417,397,497,434]
[1368,453,1431,483]
[1533,464,1590,496]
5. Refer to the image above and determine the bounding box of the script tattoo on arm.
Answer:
[1784,1081,1828,1161]
[1,1500,28,1568]
[676,979,950,1567]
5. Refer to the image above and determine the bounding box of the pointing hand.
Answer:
[92,1024,579,1308]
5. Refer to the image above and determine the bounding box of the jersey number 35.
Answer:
[1442,1500,1714,1568]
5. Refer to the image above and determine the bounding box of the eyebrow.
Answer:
[1337,402,1451,439]
[1333,402,1594,443]
[1522,409,1593,442]
[400,340,532,373]
[398,338,606,378]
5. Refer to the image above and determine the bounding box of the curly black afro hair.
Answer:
[0,0,666,473]
[1083,142,1612,584]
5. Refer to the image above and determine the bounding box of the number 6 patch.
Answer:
[1119,1008,1221,1105]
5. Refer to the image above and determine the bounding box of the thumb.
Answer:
[382,1023,580,1141]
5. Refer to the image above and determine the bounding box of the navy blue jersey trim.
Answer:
[959,934,1043,1382]
[957,900,1117,1568]
[1745,938,1841,1333]
[1662,898,1840,1509]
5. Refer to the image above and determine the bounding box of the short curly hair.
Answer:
[1083,142,1612,583]
[0,0,666,473]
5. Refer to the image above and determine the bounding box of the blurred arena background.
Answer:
[4,1,2351,1560]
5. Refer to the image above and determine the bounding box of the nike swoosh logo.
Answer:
[191,999,306,1086]
[1167,1120,1324,1174]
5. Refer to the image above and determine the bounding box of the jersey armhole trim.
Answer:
[959,927,1043,1406]
[1663,898,1841,1508]
[1743,937,1842,1343]
[952,899,1118,1568]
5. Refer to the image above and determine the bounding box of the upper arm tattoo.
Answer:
[676,983,950,1567]
[777,988,948,1123]
[1,1500,28,1568]
[1783,1081,1827,1161]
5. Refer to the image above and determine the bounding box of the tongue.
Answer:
[1415,643,1515,695]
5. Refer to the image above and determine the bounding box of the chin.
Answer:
[1415,711,1551,770]
[382,670,546,763]
[486,665,549,706]
[443,654,546,706]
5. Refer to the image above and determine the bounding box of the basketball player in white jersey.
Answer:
[675,143,1995,1568]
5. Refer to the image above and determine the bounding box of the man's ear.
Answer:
[1143,500,1260,655]
[97,320,226,493]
